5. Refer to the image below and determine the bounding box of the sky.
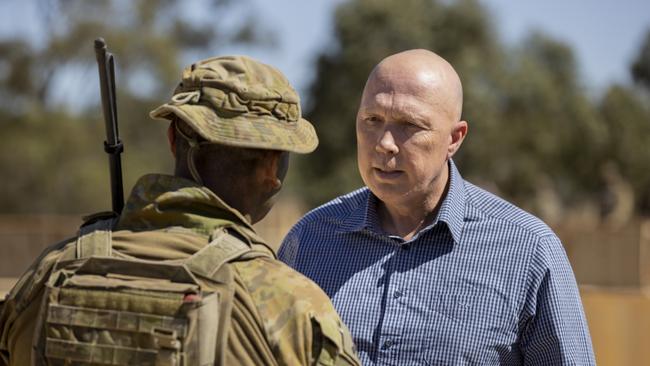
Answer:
[217,0,650,96]
[1,0,649,99]
[482,0,650,90]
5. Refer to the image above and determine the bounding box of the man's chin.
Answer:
[367,183,409,203]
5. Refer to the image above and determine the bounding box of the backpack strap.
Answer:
[183,230,243,366]
[75,217,117,259]
[184,229,252,282]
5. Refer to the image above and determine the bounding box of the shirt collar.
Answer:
[436,159,466,244]
[340,160,466,244]
[336,190,371,233]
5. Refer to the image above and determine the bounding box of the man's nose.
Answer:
[376,130,399,154]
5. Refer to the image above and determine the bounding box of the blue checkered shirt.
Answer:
[279,161,595,365]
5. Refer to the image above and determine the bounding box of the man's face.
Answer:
[356,69,458,207]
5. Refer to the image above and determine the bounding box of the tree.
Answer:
[0,0,269,213]
[632,29,650,89]
[599,85,650,213]
[296,0,502,207]
[482,33,606,214]
[298,0,650,220]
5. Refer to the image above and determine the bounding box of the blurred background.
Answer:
[1,0,649,363]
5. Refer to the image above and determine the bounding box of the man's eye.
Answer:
[405,120,428,131]
[365,116,380,124]
[404,121,422,129]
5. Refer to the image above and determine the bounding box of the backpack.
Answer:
[32,216,267,366]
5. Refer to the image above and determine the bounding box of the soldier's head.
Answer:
[150,55,318,223]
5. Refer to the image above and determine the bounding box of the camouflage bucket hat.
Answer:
[150,55,318,153]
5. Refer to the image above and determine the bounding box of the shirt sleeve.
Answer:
[278,223,303,267]
[519,235,596,365]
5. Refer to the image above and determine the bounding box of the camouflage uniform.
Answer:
[0,56,360,366]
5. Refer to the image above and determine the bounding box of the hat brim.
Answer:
[149,103,318,154]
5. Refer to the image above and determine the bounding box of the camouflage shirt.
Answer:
[0,174,359,366]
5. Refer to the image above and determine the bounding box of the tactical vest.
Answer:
[32,217,268,366]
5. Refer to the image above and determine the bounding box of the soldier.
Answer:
[0,55,360,366]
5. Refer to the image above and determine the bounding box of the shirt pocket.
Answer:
[428,288,516,335]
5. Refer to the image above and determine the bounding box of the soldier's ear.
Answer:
[261,152,284,191]
[167,123,177,157]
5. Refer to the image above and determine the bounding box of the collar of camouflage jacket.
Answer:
[116,174,266,244]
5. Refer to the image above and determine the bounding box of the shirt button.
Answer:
[381,340,394,350]
[393,290,404,299]
[401,243,411,251]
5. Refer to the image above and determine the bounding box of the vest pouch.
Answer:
[39,256,221,366]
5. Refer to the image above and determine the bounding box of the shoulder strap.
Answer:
[185,228,275,366]
[75,217,117,259]
[184,229,252,282]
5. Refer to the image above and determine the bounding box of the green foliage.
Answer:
[299,0,650,218]
[632,29,650,89]
[0,108,108,213]
[2,0,649,219]
[470,33,607,207]
[599,85,650,211]
[297,0,502,206]
[0,0,266,213]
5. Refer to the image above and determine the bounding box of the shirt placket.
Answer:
[376,238,412,364]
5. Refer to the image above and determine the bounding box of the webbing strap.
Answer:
[47,303,188,335]
[76,218,116,259]
[45,338,179,365]
[184,230,251,282]
[175,121,209,186]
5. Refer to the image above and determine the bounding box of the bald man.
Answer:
[279,50,595,365]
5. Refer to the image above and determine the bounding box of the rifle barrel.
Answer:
[94,38,124,214]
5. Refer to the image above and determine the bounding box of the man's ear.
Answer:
[167,122,177,157]
[261,152,283,191]
[447,120,468,159]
